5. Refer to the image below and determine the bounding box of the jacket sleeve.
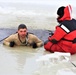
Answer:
[48,26,67,42]
[32,35,43,47]
[3,35,14,46]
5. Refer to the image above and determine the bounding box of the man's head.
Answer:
[57,6,65,18]
[18,24,27,30]
[57,5,72,22]
[18,24,27,38]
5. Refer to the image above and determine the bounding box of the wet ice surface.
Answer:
[0,29,76,75]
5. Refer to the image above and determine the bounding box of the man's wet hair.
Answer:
[18,24,27,30]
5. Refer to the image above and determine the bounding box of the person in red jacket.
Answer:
[44,5,76,55]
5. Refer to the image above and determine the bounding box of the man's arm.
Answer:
[31,35,43,48]
[3,34,15,47]
[48,26,67,43]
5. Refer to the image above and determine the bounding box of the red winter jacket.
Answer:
[44,5,76,54]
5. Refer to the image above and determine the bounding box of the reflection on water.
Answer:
[0,44,76,75]
[0,44,45,75]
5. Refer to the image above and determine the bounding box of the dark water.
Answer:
[0,28,51,43]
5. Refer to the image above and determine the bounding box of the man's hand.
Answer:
[9,41,15,47]
[32,42,37,48]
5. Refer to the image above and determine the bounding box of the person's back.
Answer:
[57,19,76,54]
[44,5,76,54]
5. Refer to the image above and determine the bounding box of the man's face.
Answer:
[18,28,27,38]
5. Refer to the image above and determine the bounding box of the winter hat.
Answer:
[57,6,65,18]
[57,5,72,22]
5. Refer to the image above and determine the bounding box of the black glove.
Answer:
[49,32,54,36]
[9,41,15,47]
[32,42,37,48]
[50,39,58,44]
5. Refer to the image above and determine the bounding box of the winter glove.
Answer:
[49,32,54,36]
[32,42,37,48]
[49,31,54,37]
[9,41,15,47]
[50,39,58,44]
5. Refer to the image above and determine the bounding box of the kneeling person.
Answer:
[3,24,43,48]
